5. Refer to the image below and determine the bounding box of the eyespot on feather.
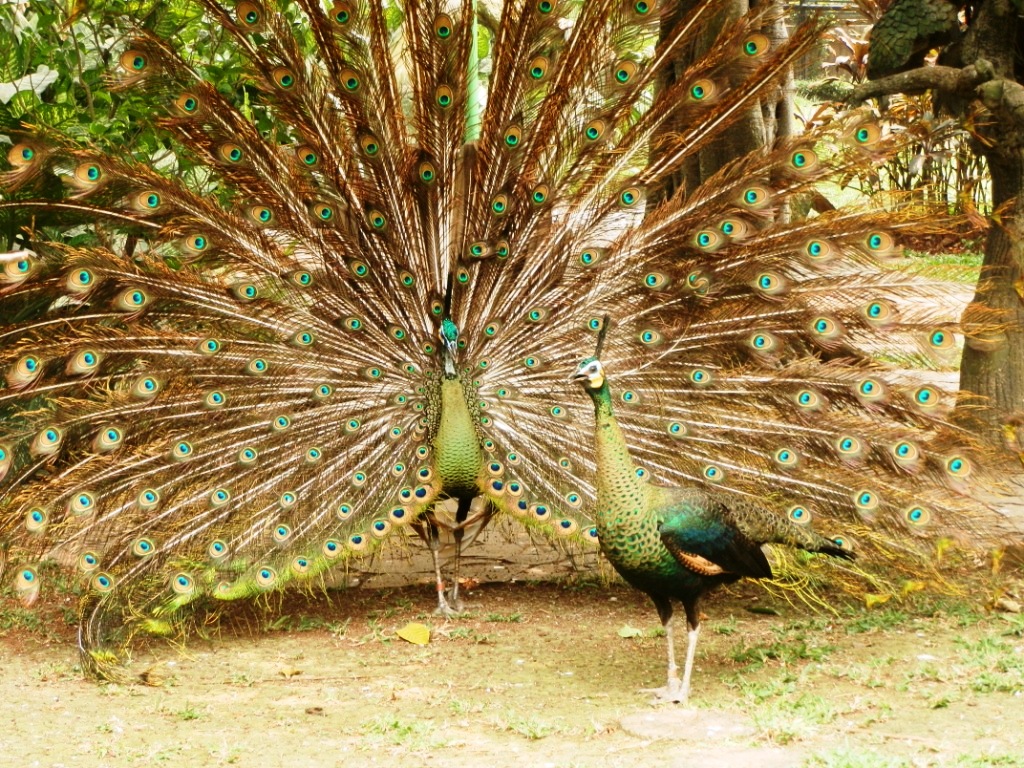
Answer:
[1,251,35,285]
[247,205,275,225]
[137,488,161,510]
[70,161,105,190]
[132,191,163,212]
[435,85,454,109]
[359,135,380,156]
[753,271,786,296]
[849,122,882,149]
[330,1,355,26]
[628,0,656,16]
[944,455,972,479]
[809,315,842,341]
[692,229,722,252]
[182,234,211,256]
[7,143,40,168]
[339,68,361,92]
[92,426,124,452]
[910,385,940,410]
[418,160,437,184]
[774,448,799,467]
[556,518,579,536]
[618,186,642,208]
[0,444,11,482]
[741,33,770,58]
[583,118,607,142]
[8,354,43,388]
[794,388,824,411]
[738,185,771,210]
[787,147,818,172]
[272,67,297,89]
[927,328,956,352]
[852,488,879,512]
[433,12,454,39]
[787,505,811,525]
[861,299,895,326]
[889,440,921,467]
[132,375,162,399]
[64,266,97,294]
[236,1,263,27]
[115,287,149,312]
[118,49,150,75]
[903,505,931,527]
[30,426,63,457]
[835,434,864,459]
[528,55,550,81]
[802,238,834,265]
[748,331,779,354]
[612,60,638,85]
[718,218,752,241]
[173,93,202,116]
[24,507,47,533]
[863,231,899,258]
[854,377,887,403]
[687,78,716,102]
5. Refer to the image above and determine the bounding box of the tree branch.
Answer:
[848,63,993,105]
[977,76,1024,131]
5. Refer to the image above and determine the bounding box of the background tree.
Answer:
[853,0,1024,439]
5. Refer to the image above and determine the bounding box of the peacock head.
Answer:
[440,317,460,376]
[572,357,606,390]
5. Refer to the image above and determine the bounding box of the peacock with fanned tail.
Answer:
[0,0,1001,683]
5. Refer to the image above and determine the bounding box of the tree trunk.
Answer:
[958,149,1024,436]
[955,0,1024,437]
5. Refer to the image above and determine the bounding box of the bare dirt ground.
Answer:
[3,574,1023,768]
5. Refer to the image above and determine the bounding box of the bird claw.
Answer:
[433,591,466,618]
[642,680,688,706]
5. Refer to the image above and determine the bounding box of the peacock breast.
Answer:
[432,378,484,497]
[596,505,666,573]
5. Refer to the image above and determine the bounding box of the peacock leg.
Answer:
[446,497,473,610]
[676,600,703,706]
[650,597,685,703]
[679,623,700,706]
[424,518,459,618]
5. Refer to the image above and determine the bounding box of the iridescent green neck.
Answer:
[586,381,647,526]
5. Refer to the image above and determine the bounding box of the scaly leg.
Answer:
[447,497,472,609]
[424,519,459,618]
[664,613,682,699]
[679,623,700,706]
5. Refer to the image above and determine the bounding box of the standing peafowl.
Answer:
[0,0,1001,681]
[573,346,855,704]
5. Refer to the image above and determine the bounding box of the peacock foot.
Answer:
[642,679,688,706]
[434,593,466,619]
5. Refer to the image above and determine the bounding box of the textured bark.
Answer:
[958,120,1024,437]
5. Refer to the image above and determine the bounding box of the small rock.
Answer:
[995,597,1022,614]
